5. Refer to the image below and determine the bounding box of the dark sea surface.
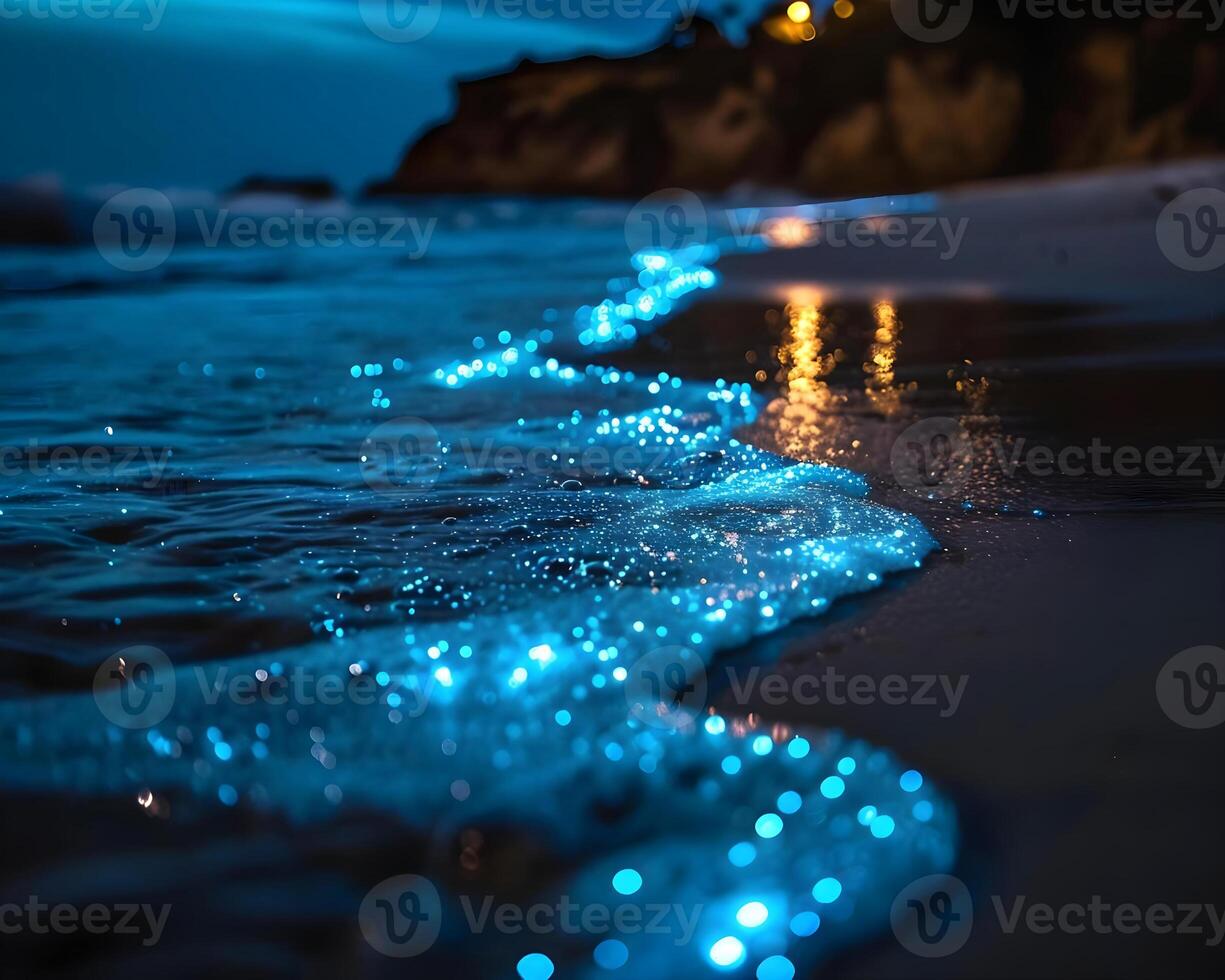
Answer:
[0,176,1222,979]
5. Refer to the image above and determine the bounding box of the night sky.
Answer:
[0,0,784,192]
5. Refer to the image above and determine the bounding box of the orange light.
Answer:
[833,0,854,17]
[764,13,818,43]
[786,1,811,22]
[764,216,815,249]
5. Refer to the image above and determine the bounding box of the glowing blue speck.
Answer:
[611,869,642,896]
[870,815,896,838]
[755,813,783,839]
[709,936,745,969]
[790,911,820,936]
[820,776,845,799]
[517,953,554,980]
[777,790,802,814]
[900,769,923,792]
[736,900,769,927]
[812,877,842,903]
[728,842,757,867]
[756,955,796,980]
[594,939,629,969]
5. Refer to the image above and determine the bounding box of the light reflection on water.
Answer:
[0,201,960,977]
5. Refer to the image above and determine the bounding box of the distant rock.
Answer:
[367,8,1224,200]
[228,176,339,201]
[0,176,73,245]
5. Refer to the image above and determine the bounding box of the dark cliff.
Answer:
[367,7,1224,199]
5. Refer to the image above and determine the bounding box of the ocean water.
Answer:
[0,200,955,977]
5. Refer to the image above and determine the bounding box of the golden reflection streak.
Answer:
[768,297,841,460]
[865,300,907,417]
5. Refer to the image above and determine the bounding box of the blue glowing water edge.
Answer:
[0,230,957,977]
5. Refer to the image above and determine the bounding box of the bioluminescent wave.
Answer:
[0,204,955,977]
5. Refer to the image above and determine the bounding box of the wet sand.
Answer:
[626,162,1225,976]
[1,162,1223,978]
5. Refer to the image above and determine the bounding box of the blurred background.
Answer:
[1,5,1223,980]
